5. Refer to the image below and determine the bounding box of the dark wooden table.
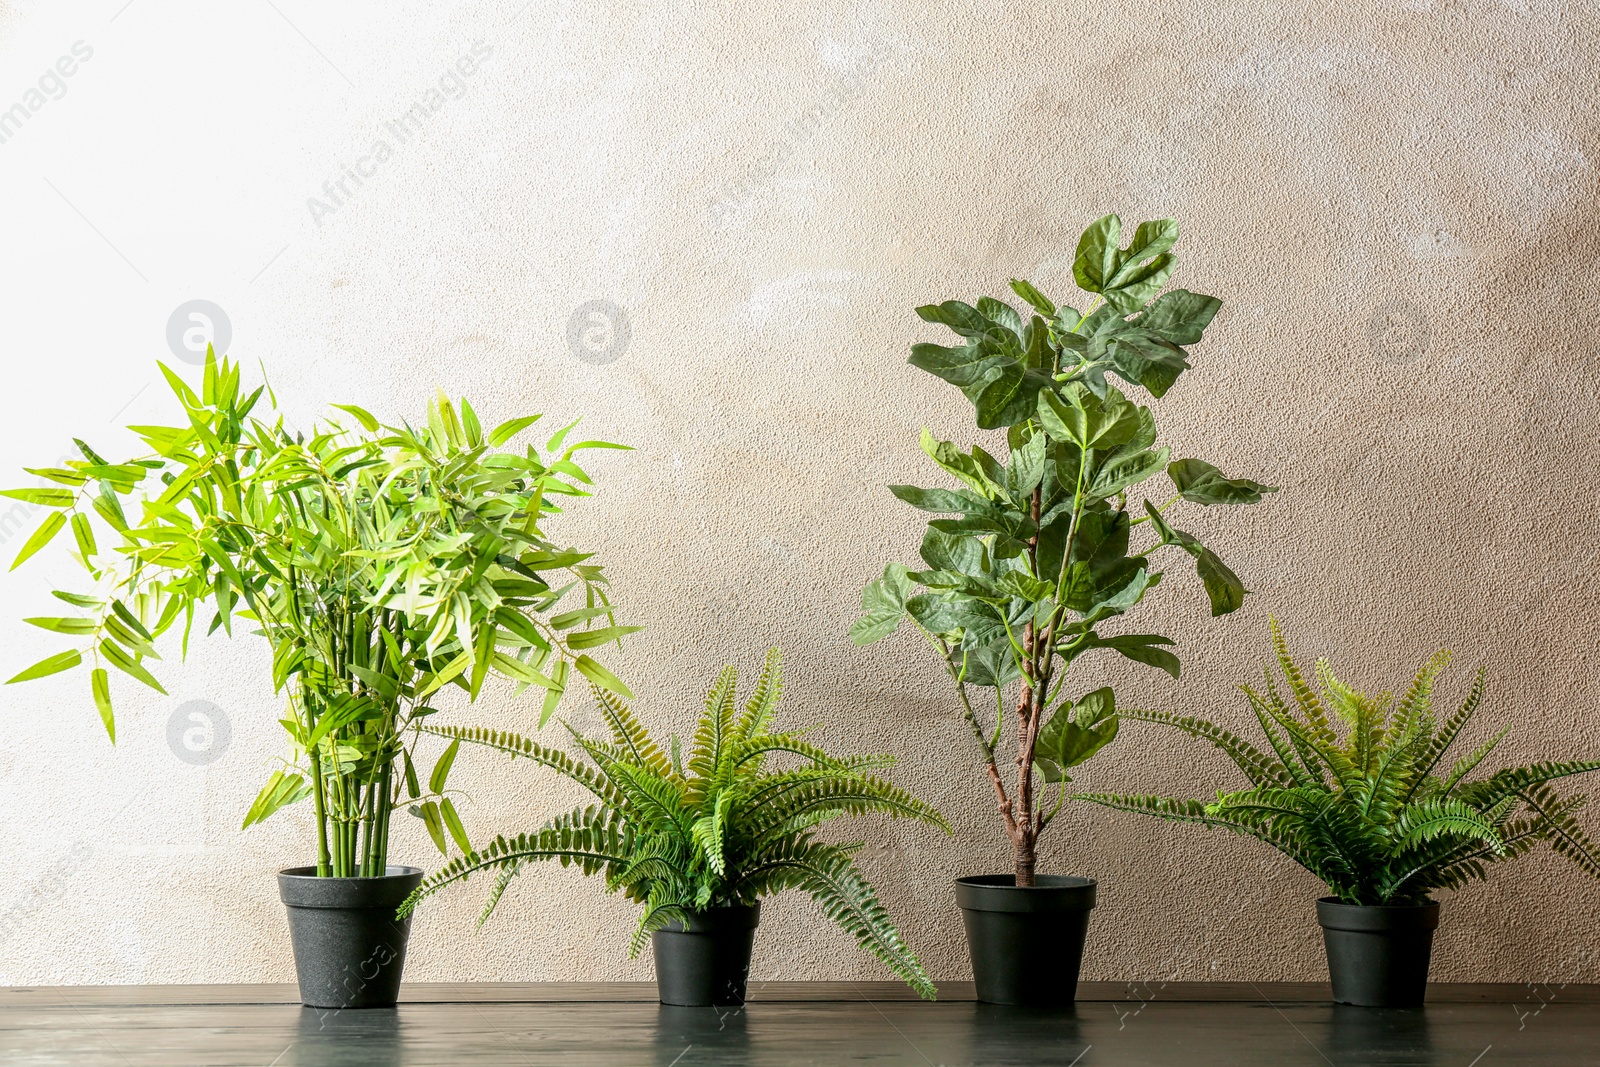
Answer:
[2,982,1595,1065]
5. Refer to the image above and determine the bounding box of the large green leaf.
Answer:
[851,564,912,645]
[1168,459,1277,506]
[1035,688,1120,782]
[1073,214,1122,294]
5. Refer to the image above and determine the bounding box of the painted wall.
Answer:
[0,0,1595,987]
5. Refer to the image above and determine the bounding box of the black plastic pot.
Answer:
[955,875,1097,1005]
[1316,898,1440,1007]
[278,866,424,1009]
[651,904,761,1006]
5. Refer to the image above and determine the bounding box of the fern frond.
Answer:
[732,647,784,743]
[1118,707,1294,787]
[686,664,738,796]
[420,723,620,805]
[1439,726,1510,796]
[398,806,630,919]
[592,684,673,779]
[1410,667,1486,788]
[738,838,937,1000]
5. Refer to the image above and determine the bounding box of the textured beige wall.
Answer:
[0,0,1596,987]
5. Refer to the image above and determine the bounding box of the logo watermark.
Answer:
[708,45,894,227]
[567,299,630,365]
[1365,299,1431,366]
[0,41,94,148]
[0,842,93,950]
[166,300,232,365]
[307,40,494,226]
[167,699,230,765]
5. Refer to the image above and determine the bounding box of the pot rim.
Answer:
[278,865,424,881]
[955,874,1098,889]
[955,874,1097,914]
[1316,896,1441,933]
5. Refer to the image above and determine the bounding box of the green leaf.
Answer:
[1035,687,1120,781]
[551,606,612,630]
[490,651,559,689]
[1138,289,1222,345]
[418,800,448,854]
[98,640,166,694]
[7,649,82,684]
[91,668,113,743]
[566,625,644,650]
[1195,547,1248,616]
[1036,384,1140,451]
[242,771,311,829]
[539,658,569,727]
[70,513,97,559]
[24,467,87,487]
[1110,219,1180,285]
[1094,634,1181,679]
[52,591,103,609]
[11,510,67,570]
[574,654,633,698]
[24,616,95,635]
[440,797,472,852]
[0,487,74,506]
[1089,446,1170,499]
[1073,214,1122,294]
[332,403,380,432]
[851,564,913,645]
[488,415,543,447]
[915,300,992,338]
[889,484,991,515]
[1168,458,1277,506]
[430,738,461,794]
[1008,278,1056,316]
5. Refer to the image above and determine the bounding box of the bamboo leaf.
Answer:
[566,625,644,650]
[332,404,380,432]
[7,649,82,684]
[0,488,74,506]
[98,640,166,694]
[441,797,472,852]
[91,668,113,742]
[574,655,633,699]
[430,739,461,794]
[11,511,67,570]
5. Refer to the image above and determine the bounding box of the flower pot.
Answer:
[651,904,761,1006]
[955,875,1097,1005]
[1316,898,1440,1007]
[278,866,424,1009]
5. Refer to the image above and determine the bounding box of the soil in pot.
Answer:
[1316,898,1440,1008]
[651,904,761,1006]
[278,866,424,1009]
[955,875,1097,1005]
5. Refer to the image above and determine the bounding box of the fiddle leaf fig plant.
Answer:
[4,352,634,877]
[853,215,1276,886]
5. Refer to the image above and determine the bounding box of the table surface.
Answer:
[2,983,1594,1066]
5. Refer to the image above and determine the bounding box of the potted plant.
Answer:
[399,648,948,1004]
[1078,620,1600,1006]
[4,353,635,1007]
[851,214,1276,1004]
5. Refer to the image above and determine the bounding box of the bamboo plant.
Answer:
[853,215,1276,885]
[5,352,635,877]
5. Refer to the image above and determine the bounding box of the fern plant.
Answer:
[399,649,949,998]
[1078,621,1600,906]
